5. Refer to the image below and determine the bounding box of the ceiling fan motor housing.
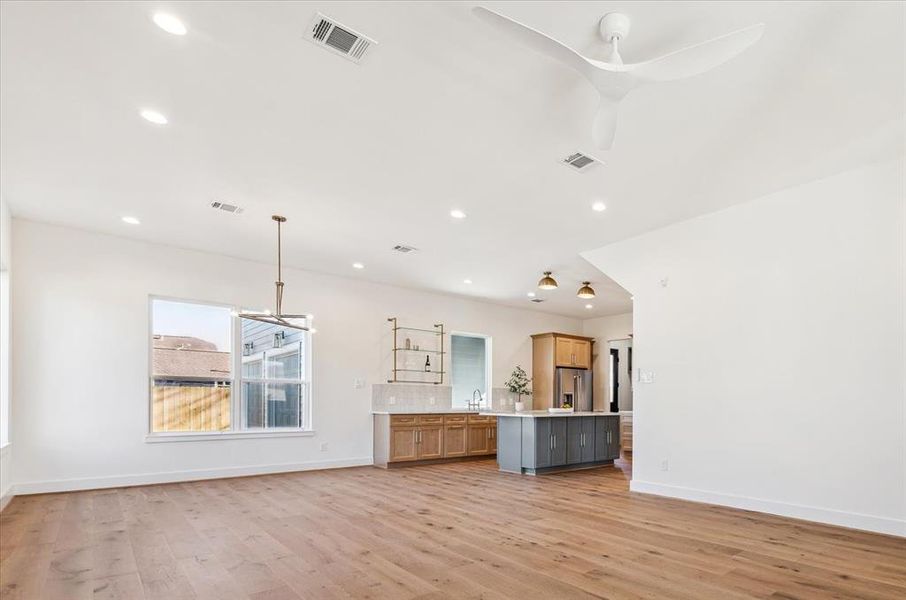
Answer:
[600,12,631,41]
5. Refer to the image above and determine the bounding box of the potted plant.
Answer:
[505,366,532,411]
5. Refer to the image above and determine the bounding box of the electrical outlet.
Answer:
[639,370,655,384]
[320,442,328,452]
[660,459,669,471]
[353,378,365,389]
[389,396,396,405]
[429,396,436,405]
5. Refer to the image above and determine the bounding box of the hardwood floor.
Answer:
[1,458,904,599]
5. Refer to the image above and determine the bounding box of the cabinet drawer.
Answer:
[444,414,467,424]
[417,415,444,425]
[390,415,418,426]
[467,414,493,423]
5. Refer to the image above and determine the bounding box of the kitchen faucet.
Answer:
[468,389,484,410]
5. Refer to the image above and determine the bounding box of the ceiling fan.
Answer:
[473,7,765,150]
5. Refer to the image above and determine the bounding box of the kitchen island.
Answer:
[480,411,620,475]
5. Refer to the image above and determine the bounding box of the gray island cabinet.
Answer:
[483,411,621,475]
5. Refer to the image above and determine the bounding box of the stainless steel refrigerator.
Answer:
[554,368,593,411]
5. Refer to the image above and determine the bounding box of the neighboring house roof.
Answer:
[152,335,230,378]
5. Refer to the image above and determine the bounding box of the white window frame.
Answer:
[240,341,309,431]
[146,295,314,442]
[449,331,493,410]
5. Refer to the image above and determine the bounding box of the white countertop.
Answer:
[480,410,620,418]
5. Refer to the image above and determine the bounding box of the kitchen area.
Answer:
[373,321,633,475]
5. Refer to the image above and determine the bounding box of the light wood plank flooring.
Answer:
[1,458,904,599]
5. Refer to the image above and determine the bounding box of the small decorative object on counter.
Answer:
[505,365,532,411]
[405,337,411,350]
[425,355,431,372]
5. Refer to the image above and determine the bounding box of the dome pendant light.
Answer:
[238,215,311,331]
[577,281,596,299]
[538,271,559,290]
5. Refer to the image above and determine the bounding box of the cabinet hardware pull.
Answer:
[550,435,553,450]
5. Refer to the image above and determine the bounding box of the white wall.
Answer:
[582,159,905,536]
[0,195,11,508]
[582,313,633,411]
[10,219,582,493]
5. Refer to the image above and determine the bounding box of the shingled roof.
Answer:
[152,335,230,378]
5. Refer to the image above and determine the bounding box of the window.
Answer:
[241,320,307,430]
[149,297,311,437]
[450,333,491,409]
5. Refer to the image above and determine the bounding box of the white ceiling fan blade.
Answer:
[630,23,765,83]
[473,6,597,81]
[593,97,619,149]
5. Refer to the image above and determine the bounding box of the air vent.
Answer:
[307,13,376,63]
[530,298,545,303]
[561,152,602,172]
[392,244,417,253]
[211,201,243,214]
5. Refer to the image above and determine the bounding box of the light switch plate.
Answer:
[639,370,655,384]
[389,396,396,405]
[353,378,365,389]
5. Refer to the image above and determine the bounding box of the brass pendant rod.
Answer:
[273,215,286,316]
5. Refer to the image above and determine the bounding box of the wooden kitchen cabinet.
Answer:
[417,426,444,459]
[532,333,595,409]
[444,424,468,457]
[374,413,497,467]
[389,427,418,462]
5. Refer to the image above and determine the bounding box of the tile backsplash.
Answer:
[372,384,453,411]
[372,384,532,411]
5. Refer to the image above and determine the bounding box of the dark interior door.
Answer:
[609,348,619,412]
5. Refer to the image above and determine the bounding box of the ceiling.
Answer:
[1,1,903,319]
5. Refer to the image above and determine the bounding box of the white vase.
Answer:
[515,401,526,412]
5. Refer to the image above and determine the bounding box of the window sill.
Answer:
[145,429,315,443]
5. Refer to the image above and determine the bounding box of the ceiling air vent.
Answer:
[561,152,602,172]
[210,201,243,214]
[392,244,417,253]
[307,13,376,63]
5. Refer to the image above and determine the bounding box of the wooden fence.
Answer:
[152,384,231,432]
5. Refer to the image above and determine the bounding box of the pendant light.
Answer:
[238,215,311,331]
[538,271,558,290]
[577,281,596,299]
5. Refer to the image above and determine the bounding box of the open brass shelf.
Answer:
[387,317,445,384]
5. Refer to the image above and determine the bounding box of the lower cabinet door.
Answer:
[581,417,596,463]
[389,427,418,462]
[566,418,583,465]
[534,418,552,468]
[444,425,467,457]
[551,419,567,466]
[594,417,608,462]
[489,425,497,454]
[417,426,444,460]
[468,425,490,455]
[608,418,622,460]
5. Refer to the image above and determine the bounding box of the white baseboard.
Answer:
[630,479,905,538]
[0,488,13,512]
[12,457,374,495]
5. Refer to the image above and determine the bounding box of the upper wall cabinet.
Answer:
[552,335,592,369]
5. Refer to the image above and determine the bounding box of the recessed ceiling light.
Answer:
[140,109,168,125]
[463,279,473,284]
[450,209,467,219]
[630,296,634,300]
[153,13,187,35]
[352,262,364,269]
[527,292,536,298]
[585,304,593,309]
[121,216,140,225]
[592,201,607,212]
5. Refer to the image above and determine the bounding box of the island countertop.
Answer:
[480,410,620,418]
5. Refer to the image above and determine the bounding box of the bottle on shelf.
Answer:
[425,355,431,372]
[405,337,411,350]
